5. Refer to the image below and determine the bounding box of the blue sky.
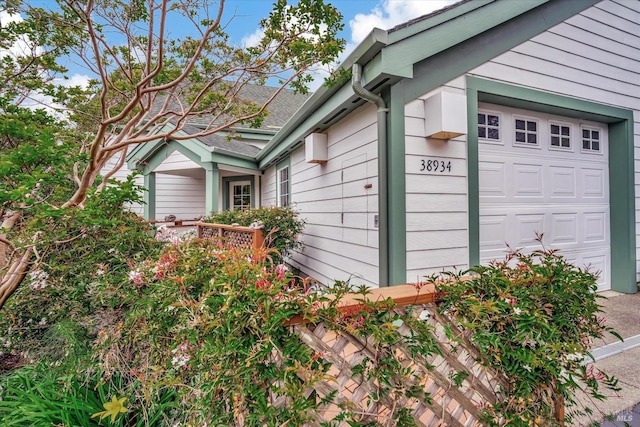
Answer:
[223,0,457,88]
[2,0,455,93]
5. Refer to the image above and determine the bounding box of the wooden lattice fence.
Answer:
[282,284,562,426]
[195,222,265,250]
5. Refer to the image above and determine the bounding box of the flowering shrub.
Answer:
[95,240,318,425]
[205,206,304,263]
[436,247,621,426]
[0,180,163,362]
[92,240,450,425]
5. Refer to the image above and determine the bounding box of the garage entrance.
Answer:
[477,103,610,291]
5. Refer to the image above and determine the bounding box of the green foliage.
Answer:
[97,241,319,425]
[92,243,443,426]
[0,364,104,426]
[205,206,305,263]
[436,246,621,426]
[0,177,162,360]
[0,363,177,427]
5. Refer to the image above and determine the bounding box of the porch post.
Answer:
[205,163,219,215]
[143,172,156,220]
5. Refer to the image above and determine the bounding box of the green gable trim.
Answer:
[131,139,258,174]
[382,0,548,79]
[140,140,204,175]
[222,175,256,211]
[466,76,636,293]
[258,83,357,169]
[387,0,492,45]
[402,0,601,103]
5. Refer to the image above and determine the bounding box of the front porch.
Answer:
[126,128,266,221]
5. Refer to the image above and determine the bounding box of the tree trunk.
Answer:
[0,248,33,309]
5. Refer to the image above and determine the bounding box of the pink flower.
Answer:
[504,298,516,306]
[128,269,145,286]
[274,263,288,281]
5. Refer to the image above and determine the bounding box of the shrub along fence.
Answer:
[281,283,563,426]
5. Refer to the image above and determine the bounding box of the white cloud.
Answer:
[20,73,91,118]
[0,10,40,60]
[350,0,456,44]
[0,9,22,25]
[60,73,91,89]
[241,28,265,48]
[306,0,455,92]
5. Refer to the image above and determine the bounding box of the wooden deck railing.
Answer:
[195,222,265,250]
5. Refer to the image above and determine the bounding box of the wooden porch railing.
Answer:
[195,222,265,250]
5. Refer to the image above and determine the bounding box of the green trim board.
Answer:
[381,0,548,79]
[466,76,636,293]
[386,82,407,286]
[402,0,601,102]
[128,131,258,173]
[204,163,219,215]
[143,172,156,220]
[222,175,256,210]
[258,0,600,169]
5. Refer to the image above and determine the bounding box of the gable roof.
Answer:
[257,0,602,169]
[128,84,309,166]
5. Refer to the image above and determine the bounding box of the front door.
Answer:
[230,181,251,211]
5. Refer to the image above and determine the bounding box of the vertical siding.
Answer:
[405,76,470,281]
[287,103,380,287]
[467,0,640,279]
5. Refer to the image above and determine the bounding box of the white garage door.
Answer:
[478,103,610,291]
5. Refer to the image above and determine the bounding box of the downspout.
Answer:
[351,63,390,287]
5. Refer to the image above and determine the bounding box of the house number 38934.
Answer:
[420,159,452,173]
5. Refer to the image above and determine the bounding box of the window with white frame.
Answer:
[478,111,500,141]
[550,123,571,149]
[231,181,251,211]
[581,127,602,153]
[277,165,290,207]
[514,117,538,146]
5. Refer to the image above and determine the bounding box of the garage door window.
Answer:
[550,123,571,149]
[478,112,500,141]
[514,118,538,146]
[582,127,602,153]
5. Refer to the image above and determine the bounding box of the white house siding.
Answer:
[466,0,640,280]
[287,103,380,288]
[154,173,206,220]
[153,150,199,173]
[100,150,144,215]
[145,150,207,220]
[261,165,277,207]
[405,76,470,282]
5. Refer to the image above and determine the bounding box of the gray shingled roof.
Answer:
[181,123,261,156]
[154,83,310,132]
